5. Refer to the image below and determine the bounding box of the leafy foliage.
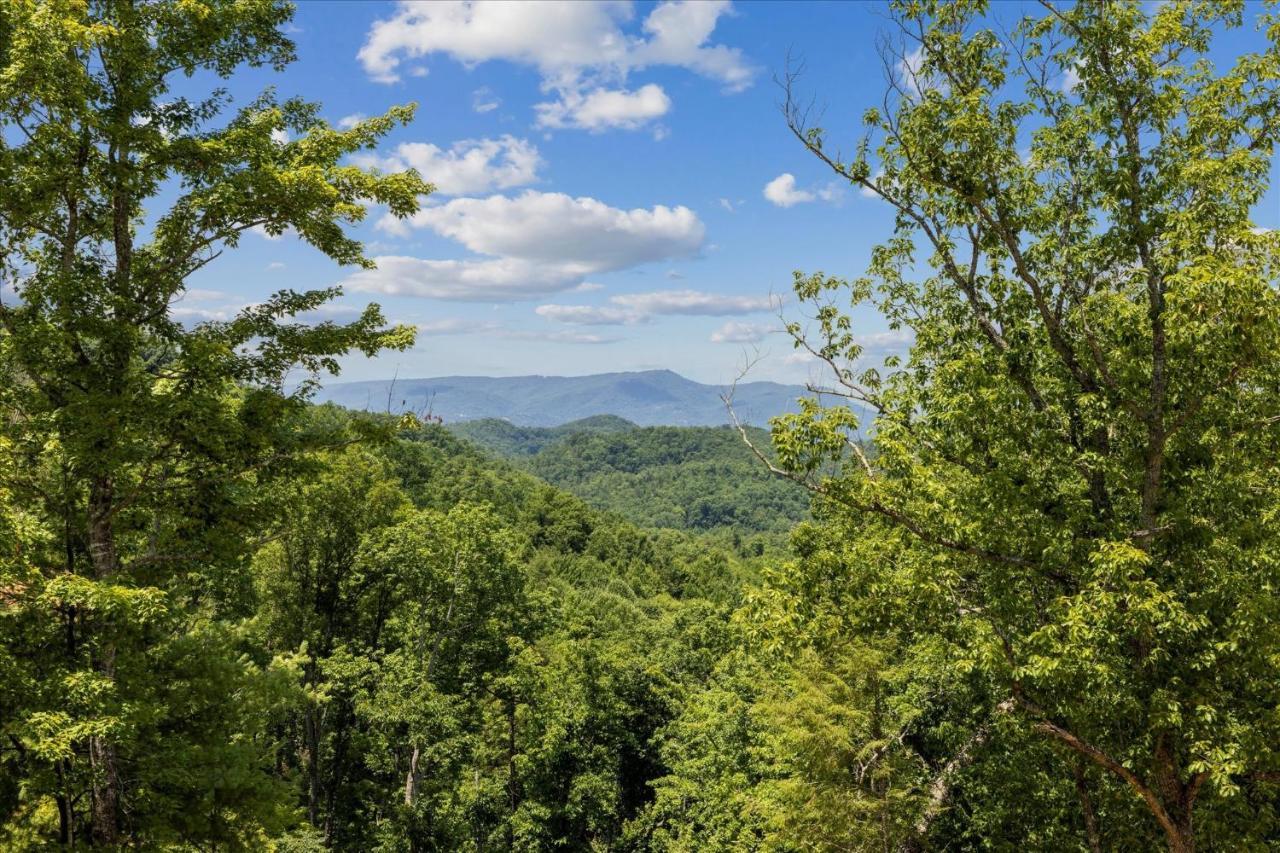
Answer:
[453,418,810,535]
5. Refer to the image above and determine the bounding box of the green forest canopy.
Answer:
[449,417,810,535]
[2,1,1280,851]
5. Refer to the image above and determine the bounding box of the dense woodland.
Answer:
[4,0,1280,850]
[450,417,810,535]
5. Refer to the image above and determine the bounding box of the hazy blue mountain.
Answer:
[311,370,808,427]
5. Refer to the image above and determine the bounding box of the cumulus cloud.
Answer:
[764,173,842,208]
[535,304,638,325]
[898,45,948,99]
[763,173,812,207]
[856,328,914,359]
[337,113,366,129]
[358,0,753,131]
[345,256,582,302]
[384,191,704,268]
[710,320,774,343]
[612,289,772,316]
[348,192,706,302]
[537,288,773,326]
[357,135,541,197]
[535,84,671,131]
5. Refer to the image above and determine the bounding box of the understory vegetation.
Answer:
[4,0,1280,850]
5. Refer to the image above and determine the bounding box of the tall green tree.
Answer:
[0,0,427,845]
[764,0,1280,849]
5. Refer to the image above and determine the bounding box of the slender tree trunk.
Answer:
[305,705,322,826]
[404,744,421,807]
[87,476,123,845]
[1073,759,1102,853]
[899,699,1013,852]
[1154,736,1198,853]
[55,759,73,848]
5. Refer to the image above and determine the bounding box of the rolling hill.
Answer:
[449,416,811,534]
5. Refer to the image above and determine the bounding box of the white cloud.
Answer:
[266,262,286,271]
[710,320,774,343]
[472,87,501,113]
[535,304,638,325]
[503,328,618,344]
[719,197,738,212]
[612,289,771,316]
[169,298,363,327]
[386,190,704,269]
[346,256,583,302]
[353,191,705,302]
[632,0,752,91]
[763,173,813,207]
[764,175,842,208]
[417,317,616,344]
[270,127,289,145]
[358,0,753,132]
[535,84,671,131]
[783,350,817,366]
[538,288,773,326]
[860,171,884,199]
[1061,59,1084,94]
[417,318,498,335]
[358,135,541,197]
[337,113,366,129]
[181,288,230,303]
[856,328,914,355]
[171,305,235,323]
[817,184,843,203]
[249,224,296,241]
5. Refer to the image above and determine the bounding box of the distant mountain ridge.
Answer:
[311,370,807,427]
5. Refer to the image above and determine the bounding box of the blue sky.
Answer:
[176,1,1280,387]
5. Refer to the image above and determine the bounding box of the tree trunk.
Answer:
[899,699,1013,852]
[305,706,321,826]
[404,743,421,806]
[1073,759,1102,853]
[87,476,123,845]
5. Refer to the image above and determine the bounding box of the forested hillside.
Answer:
[5,1,1280,851]
[450,418,810,534]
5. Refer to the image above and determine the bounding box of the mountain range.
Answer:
[311,370,808,427]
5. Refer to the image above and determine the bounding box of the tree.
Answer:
[356,502,526,850]
[765,0,1280,849]
[0,0,428,844]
